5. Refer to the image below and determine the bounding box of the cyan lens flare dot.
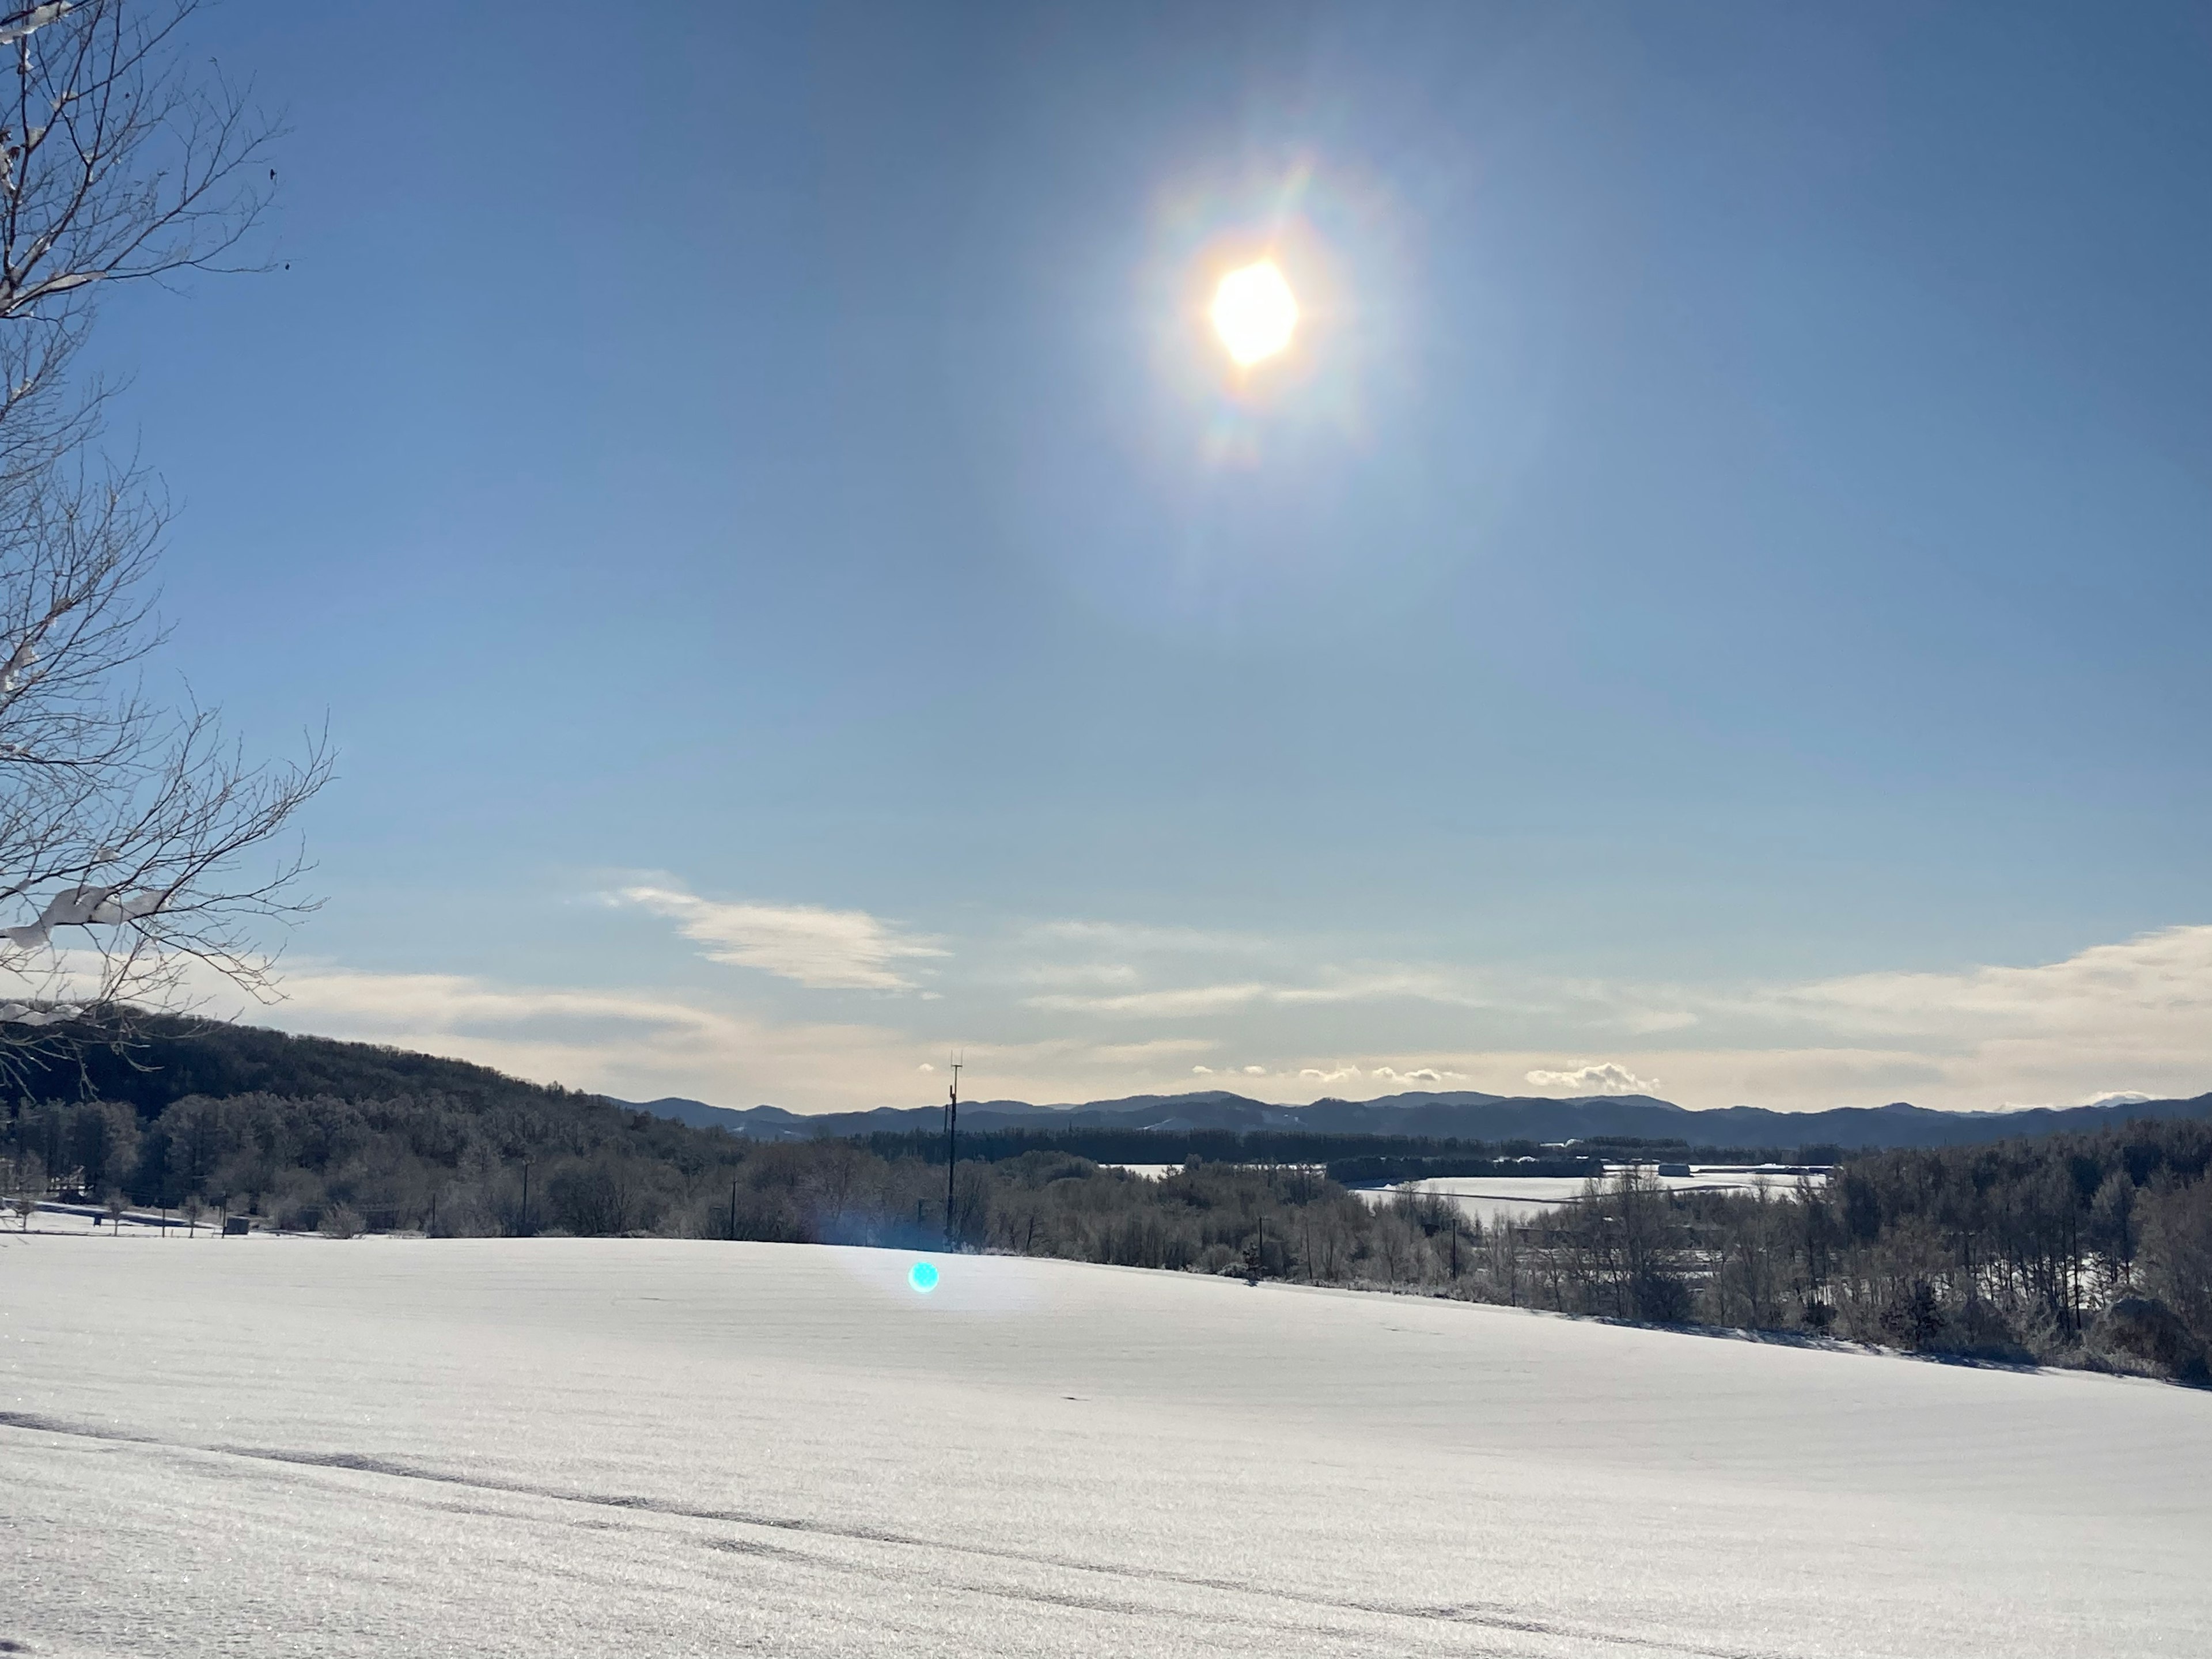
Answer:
[908,1260,940,1293]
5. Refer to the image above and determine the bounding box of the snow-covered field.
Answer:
[1372,1169,1830,1229]
[3,1235,2206,1657]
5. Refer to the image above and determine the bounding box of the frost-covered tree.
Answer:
[0,1,327,1067]
[9,1148,37,1226]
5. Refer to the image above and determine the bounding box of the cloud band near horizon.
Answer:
[180,917,2212,1119]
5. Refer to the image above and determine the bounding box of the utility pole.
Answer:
[944,1056,962,1249]
[729,1168,738,1242]
[518,1159,531,1238]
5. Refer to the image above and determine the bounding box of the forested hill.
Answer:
[5,1014,584,1117]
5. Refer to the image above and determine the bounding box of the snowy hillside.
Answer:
[4,1236,2207,1657]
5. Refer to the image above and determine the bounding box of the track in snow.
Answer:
[3,1236,2205,1657]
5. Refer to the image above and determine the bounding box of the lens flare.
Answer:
[1210,260,1298,366]
[908,1259,940,1293]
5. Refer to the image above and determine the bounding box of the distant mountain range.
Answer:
[615,1086,2212,1152]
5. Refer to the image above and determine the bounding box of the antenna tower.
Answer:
[944,1052,963,1249]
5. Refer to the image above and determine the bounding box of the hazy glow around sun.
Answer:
[1210,260,1297,366]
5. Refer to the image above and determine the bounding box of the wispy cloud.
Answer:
[1025,982,1274,1017]
[224,963,917,1105]
[1243,1062,1467,1089]
[1020,961,1143,989]
[1373,1065,1460,1086]
[1771,925,2212,1042]
[1017,961,1696,1026]
[1030,920,1270,953]
[1024,970,1497,1018]
[187,959,1227,1113]
[1525,1061,1659,1096]
[1081,1037,1217,1066]
[190,915,2212,1116]
[616,884,944,991]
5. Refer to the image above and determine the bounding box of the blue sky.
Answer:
[85,1,2212,1110]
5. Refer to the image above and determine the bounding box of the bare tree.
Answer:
[0,2,326,1070]
[9,1147,37,1227]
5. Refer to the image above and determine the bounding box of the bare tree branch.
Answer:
[0,1,319,1078]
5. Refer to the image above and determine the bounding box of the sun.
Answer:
[1210,259,1297,367]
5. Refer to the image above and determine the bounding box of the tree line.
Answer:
[862,1125,1846,1173]
[1457,1121,2212,1381]
[6,1082,2206,1383]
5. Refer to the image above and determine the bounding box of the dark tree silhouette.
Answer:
[0,2,327,1073]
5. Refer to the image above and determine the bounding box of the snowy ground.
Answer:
[6,1204,217,1239]
[3,1235,2206,1657]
